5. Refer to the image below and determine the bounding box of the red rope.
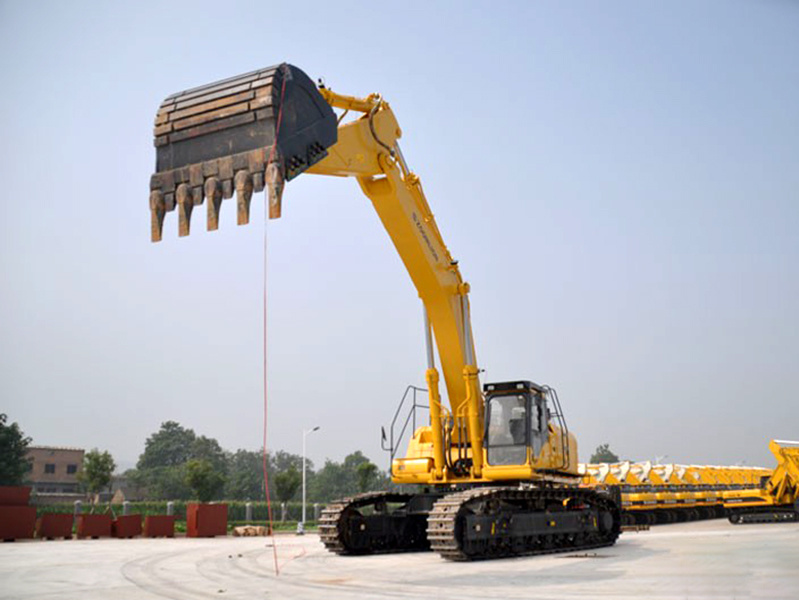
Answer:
[262,64,289,577]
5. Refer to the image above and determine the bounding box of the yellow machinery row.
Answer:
[581,440,799,525]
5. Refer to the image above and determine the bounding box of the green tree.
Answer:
[190,435,228,474]
[120,468,148,500]
[308,451,385,502]
[0,414,32,485]
[79,449,116,499]
[343,451,370,470]
[225,449,264,500]
[590,443,620,463]
[356,461,378,493]
[273,466,301,503]
[185,459,225,502]
[135,422,231,500]
[309,459,346,502]
[223,449,308,501]
[271,450,305,474]
[139,465,193,500]
[137,421,196,470]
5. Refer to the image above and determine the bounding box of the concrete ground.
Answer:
[1,520,797,600]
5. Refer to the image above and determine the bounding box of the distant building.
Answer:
[109,474,147,502]
[25,446,85,501]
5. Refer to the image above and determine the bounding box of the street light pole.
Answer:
[300,426,320,534]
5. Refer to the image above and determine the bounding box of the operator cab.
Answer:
[484,381,549,466]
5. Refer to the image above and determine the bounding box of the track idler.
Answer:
[149,64,338,241]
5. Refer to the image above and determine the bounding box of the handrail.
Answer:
[382,385,428,464]
[543,385,570,471]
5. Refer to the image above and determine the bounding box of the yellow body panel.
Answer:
[392,424,577,485]
[722,488,777,508]
[622,492,658,510]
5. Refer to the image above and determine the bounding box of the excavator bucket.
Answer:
[149,63,337,241]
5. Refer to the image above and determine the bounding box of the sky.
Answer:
[1,1,797,473]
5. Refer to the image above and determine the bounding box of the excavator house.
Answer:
[149,63,621,560]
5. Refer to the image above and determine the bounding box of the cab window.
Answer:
[486,394,528,466]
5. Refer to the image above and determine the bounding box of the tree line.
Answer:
[128,421,389,503]
[0,414,388,503]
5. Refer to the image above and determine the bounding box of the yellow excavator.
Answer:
[723,440,799,524]
[149,63,620,560]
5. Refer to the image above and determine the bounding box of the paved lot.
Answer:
[1,520,797,599]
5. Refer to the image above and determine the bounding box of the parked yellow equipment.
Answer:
[148,63,620,560]
[581,461,772,526]
[723,440,799,523]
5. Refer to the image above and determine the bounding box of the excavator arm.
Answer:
[149,63,484,480]
[148,62,621,561]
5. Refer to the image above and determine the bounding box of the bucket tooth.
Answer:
[266,162,284,219]
[177,184,193,237]
[150,190,166,242]
[235,170,254,225]
[205,177,223,231]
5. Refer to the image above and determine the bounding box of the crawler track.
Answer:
[427,487,620,561]
[728,508,798,524]
[319,492,430,555]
